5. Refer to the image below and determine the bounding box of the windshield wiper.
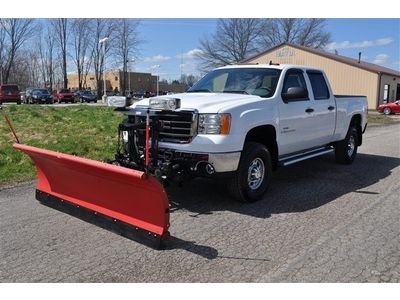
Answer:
[223,90,250,95]
[187,88,211,93]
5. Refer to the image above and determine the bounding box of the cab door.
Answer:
[277,69,316,155]
[305,70,336,146]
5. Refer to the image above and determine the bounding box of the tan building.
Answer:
[67,70,186,94]
[242,42,400,109]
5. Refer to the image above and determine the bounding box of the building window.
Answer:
[383,84,390,102]
[138,77,141,82]
[115,77,118,81]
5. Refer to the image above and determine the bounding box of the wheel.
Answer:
[94,100,97,103]
[383,107,391,115]
[227,142,272,202]
[17,100,21,105]
[335,126,358,164]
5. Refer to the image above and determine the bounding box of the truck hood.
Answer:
[130,92,261,113]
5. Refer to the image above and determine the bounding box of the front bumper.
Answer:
[208,152,241,172]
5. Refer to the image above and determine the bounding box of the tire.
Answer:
[17,100,21,105]
[335,126,358,164]
[383,107,391,115]
[80,97,83,103]
[227,142,272,202]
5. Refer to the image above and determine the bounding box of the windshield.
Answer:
[33,89,50,95]
[188,68,282,98]
[82,91,93,95]
[60,89,70,93]
[1,85,19,92]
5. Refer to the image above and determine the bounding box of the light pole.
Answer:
[99,37,109,102]
[154,65,160,96]
[127,58,135,95]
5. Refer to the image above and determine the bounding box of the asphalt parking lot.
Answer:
[0,123,399,282]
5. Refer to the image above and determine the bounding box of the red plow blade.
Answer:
[14,143,170,249]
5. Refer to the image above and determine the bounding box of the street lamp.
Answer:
[126,58,135,95]
[99,37,109,102]
[153,65,160,96]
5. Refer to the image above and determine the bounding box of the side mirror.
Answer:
[282,87,308,102]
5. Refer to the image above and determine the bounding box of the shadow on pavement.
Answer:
[167,153,400,219]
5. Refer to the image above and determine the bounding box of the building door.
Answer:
[396,84,400,100]
[383,84,390,102]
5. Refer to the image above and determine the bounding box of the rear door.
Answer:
[306,70,336,145]
[278,68,316,155]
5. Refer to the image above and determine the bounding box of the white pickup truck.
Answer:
[112,64,368,202]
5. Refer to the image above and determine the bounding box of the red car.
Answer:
[53,88,75,103]
[0,84,21,105]
[378,100,400,115]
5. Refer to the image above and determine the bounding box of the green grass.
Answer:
[367,113,395,124]
[0,105,124,186]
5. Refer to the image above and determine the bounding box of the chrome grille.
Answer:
[157,111,197,143]
[135,110,197,144]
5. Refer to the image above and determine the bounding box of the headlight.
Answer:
[33,95,38,98]
[149,97,180,110]
[198,113,231,134]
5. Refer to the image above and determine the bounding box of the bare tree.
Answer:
[0,18,36,84]
[261,18,331,49]
[0,22,6,84]
[51,19,69,88]
[36,24,56,90]
[197,18,331,71]
[113,19,141,94]
[197,19,265,71]
[90,19,115,97]
[70,19,92,90]
[180,74,200,89]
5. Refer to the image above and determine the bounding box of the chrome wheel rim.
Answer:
[247,158,265,190]
[384,108,390,115]
[347,135,355,157]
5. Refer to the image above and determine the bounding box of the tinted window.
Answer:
[282,70,308,100]
[59,89,70,93]
[307,72,330,100]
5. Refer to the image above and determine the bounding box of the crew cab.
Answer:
[53,88,75,103]
[110,64,368,202]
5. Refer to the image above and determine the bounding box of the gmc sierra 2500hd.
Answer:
[12,64,368,248]
[114,64,368,202]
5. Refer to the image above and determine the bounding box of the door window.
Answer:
[282,70,308,101]
[307,71,330,100]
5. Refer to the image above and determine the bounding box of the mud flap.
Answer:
[13,143,170,249]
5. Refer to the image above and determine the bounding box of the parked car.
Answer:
[377,100,400,115]
[53,88,75,103]
[0,84,21,105]
[75,90,97,103]
[29,88,54,104]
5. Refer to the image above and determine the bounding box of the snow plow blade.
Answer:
[13,143,170,249]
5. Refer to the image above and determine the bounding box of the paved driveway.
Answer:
[1,123,399,282]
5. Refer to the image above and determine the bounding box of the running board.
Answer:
[278,147,334,166]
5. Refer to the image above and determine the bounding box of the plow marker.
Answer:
[13,143,170,249]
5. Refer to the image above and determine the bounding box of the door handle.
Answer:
[305,108,314,113]
[328,106,335,111]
